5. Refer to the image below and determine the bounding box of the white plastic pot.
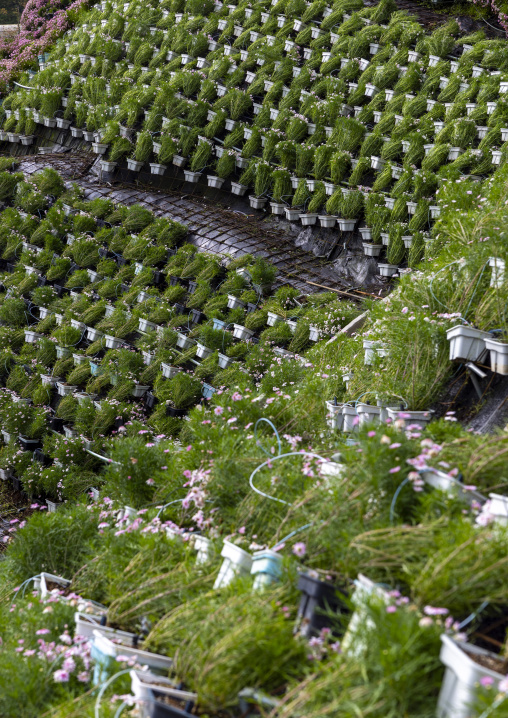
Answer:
[492,150,503,166]
[161,363,181,379]
[41,374,60,386]
[217,353,233,369]
[249,196,268,209]
[362,243,382,257]
[230,182,248,196]
[319,215,336,228]
[214,540,253,589]
[176,333,196,350]
[206,175,225,189]
[363,339,387,365]
[285,207,301,221]
[378,263,398,277]
[370,155,385,170]
[56,345,71,359]
[326,401,344,430]
[300,213,318,226]
[267,312,283,326]
[270,202,286,215]
[86,327,103,342]
[131,384,149,398]
[138,318,158,333]
[184,170,202,183]
[342,405,359,432]
[357,403,381,425]
[227,295,246,310]
[446,324,490,362]
[172,154,187,167]
[337,218,356,231]
[126,159,144,172]
[56,383,78,397]
[104,335,122,350]
[100,160,117,172]
[233,324,254,341]
[149,163,166,175]
[485,337,508,374]
[130,669,196,705]
[91,631,172,686]
[92,142,108,155]
[196,343,213,360]
[489,257,505,287]
[437,635,504,718]
[309,326,320,341]
[24,330,44,344]
[386,408,434,428]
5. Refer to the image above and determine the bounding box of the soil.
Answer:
[466,647,508,675]
[154,694,196,714]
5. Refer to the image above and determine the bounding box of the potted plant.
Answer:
[251,549,282,591]
[165,372,201,416]
[127,130,152,171]
[337,190,363,231]
[186,139,213,183]
[249,161,272,209]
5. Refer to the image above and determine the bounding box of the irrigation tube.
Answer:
[95,669,132,718]
[249,451,330,505]
[254,417,282,457]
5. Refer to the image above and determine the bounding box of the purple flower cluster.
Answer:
[0,0,90,89]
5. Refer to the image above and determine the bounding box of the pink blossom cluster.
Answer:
[0,0,91,89]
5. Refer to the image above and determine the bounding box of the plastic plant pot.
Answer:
[319,215,337,228]
[362,243,382,257]
[337,218,357,231]
[86,327,103,342]
[232,324,254,341]
[56,346,72,359]
[75,612,138,641]
[183,171,202,183]
[20,135,35,145]
[300,213,319,226]
[227,294,246,310]
[127,159,144,172]
[249,196,268,209]
[446,325,490,362]
[251,549,282,591]
[386,408,434,428]
[19,436,41,451]
[161,364,182,379]
[195,343,213,360]
[326,400,344,430]
[130,669,197,713]
[342,405,359,432]
[485,337,508,374]
[166,404,188,418]
[144,392,157,410]
[267,312,283,326]
[49,417,64,432]
[150,163,166,175]
[100,160,117,172]
[377,263,398,277]
[24,330,44,344]
[213,540,253,589]
[33,572,71,600]
[91,631,172,686]
[139,318,158,333]
[217,353,234,369]
[63,426,78,439]
[190,309,204,324]
[230,182,248,196]
[207,175,225,189]
[132,385,150,398]
[172,155,187,167]
[193,534,212,565]
[356,403,381,425]
[295,572,345,638]
[436,635,504,718]
[309,326,320,341]
[202,383,216,400]
[142,351,155,365]
[0,468,12,480]
[270,202,286,215]
[105,335,122,350]
[284,207,301,221]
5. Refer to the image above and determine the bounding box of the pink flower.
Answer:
[389,466,401,473]
[480,676,494,687]
[53,669,70,683]
[238,526,246,534]
[36,629,50,635]
[386,605,397,613]
[424,606,449,616]
[292,542,306,558]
